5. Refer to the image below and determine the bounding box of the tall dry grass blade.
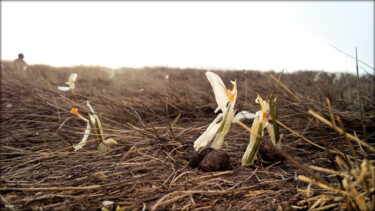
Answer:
[165,97,176,139]
[319,98,345,189]
[270,75,302,103]
[330,44,375,71]
[308,110,375,152]
[171,114,181,128]
[298,175,348,196]
[327,111,352,168]
[274,147,331,187]
[141,103,162,141]
[276,120,326,151]
[336,115,361,170]
[269,70,284,145]
[355,48,367,139]
[326,98,336,128]
[308,165,342,176]
[275,69,284,103]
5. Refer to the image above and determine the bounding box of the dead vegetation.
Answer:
[0,61,374,210]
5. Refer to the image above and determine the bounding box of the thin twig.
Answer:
[0,175,146,191]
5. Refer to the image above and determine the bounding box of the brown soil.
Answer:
[198,149,232,172]
[0,62,374,210]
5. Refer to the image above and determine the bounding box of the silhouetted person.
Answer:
[14,53,28,71]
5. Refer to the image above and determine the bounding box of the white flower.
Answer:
[71,101,117,153]
[70,101,98,151]
[194,71,237,151]
[70,105,94,151]
[58,73,77,92]
[241,95,277,165]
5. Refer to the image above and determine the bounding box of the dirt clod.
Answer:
[258,138,285,162]
[198,149,232,172]
[189,147,213,168]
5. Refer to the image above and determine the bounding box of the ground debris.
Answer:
[1,63,374,210]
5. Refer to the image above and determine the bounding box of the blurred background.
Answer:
[1,1,374,75]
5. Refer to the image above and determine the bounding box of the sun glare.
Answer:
[1,2,373,75]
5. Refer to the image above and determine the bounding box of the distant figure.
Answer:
[14,53,28,71]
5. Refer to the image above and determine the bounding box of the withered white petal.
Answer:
[74,122,91,151]
[69,73,78,82]
[87,101,95,114]
[103,138,118,145]
[205,72,229,113]
[57,86,70,91]
[102,201,114,206]
[194,113,223,151]
[233,111,256,122]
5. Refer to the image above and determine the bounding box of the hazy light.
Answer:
[1,1,373,75]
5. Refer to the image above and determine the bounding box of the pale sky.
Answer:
[1,1,374,75]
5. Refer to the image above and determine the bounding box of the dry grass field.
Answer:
[1,61,374,210]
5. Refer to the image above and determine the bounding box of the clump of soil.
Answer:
[258,139,285,162]
[189,147,213,168]
[199,149,232,171]
[190,147,232,172]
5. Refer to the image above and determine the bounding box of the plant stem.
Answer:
[245,122,263,164]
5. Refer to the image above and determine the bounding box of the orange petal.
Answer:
[257,95,267,121]
[229,81,237,102]
[219,82,231,100]
[71,108,79,116]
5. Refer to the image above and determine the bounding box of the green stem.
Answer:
[211,103,232,150]
[88,114,99,148]
[245,122,263,164]
[269,98,280,144]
